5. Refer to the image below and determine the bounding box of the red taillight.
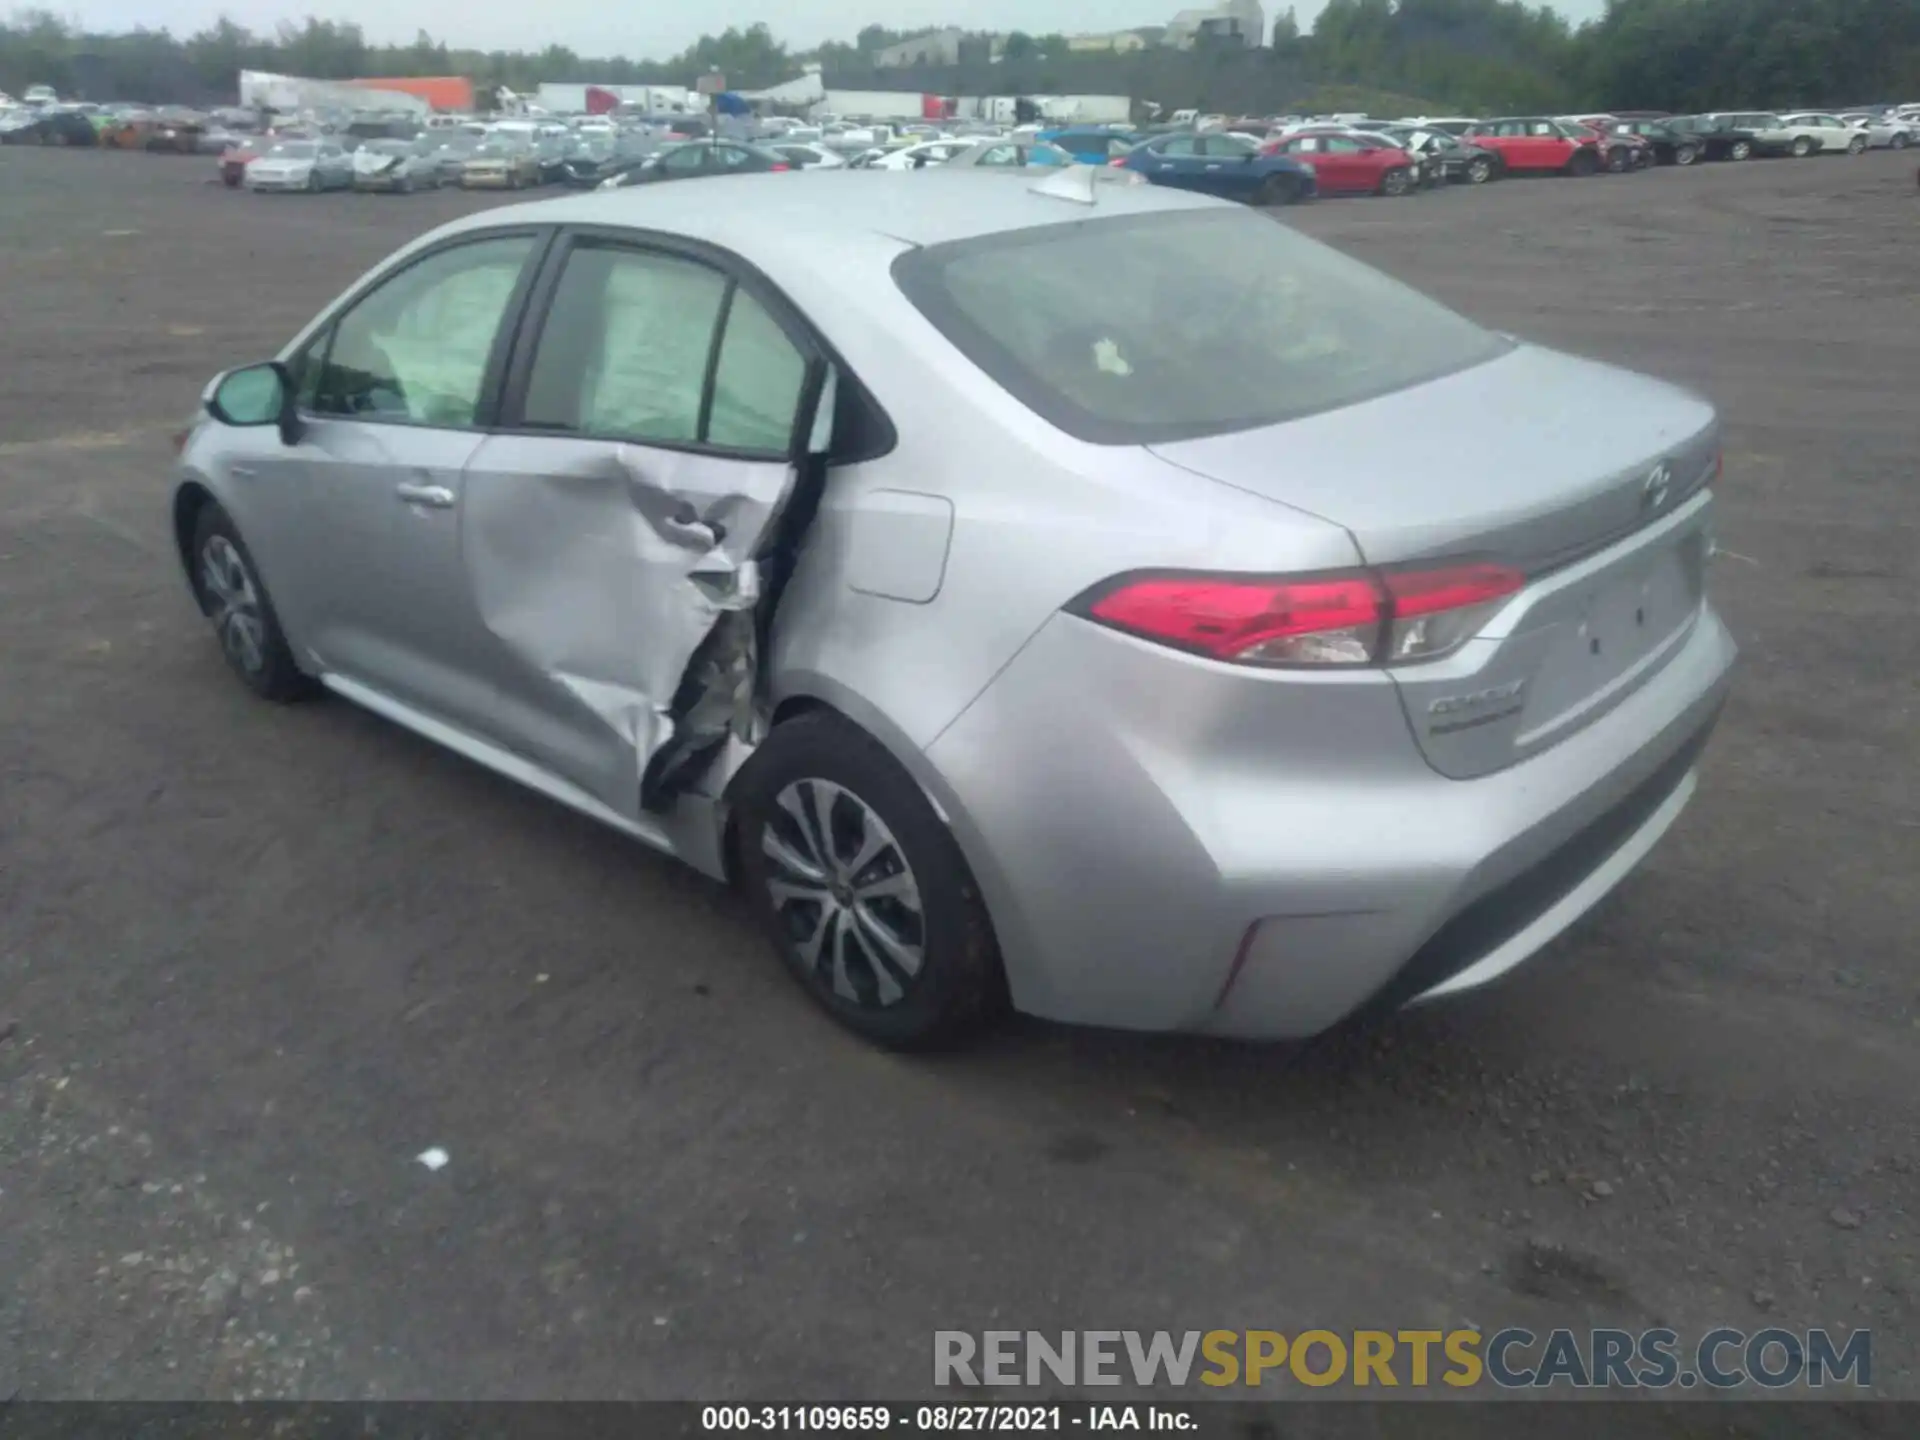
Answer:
[1080,562,1525,668]
[769,162,790,171]
[1107,156,1127,166]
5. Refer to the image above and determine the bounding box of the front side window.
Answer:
[661,145,706,172]
[977,144,1018,167]
[894,208,1510,446]
[1157,136,1199,157]
[311,235,536,427]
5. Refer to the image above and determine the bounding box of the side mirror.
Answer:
[206,361,301,446]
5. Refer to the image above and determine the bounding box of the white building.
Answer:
[1166,0,1265,48]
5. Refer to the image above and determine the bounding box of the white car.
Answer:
[1778,114,1871,154]
[768,141,848,170]
[1707,112,1856,157]
[22,83,57,106]
[858,139,976,171]
[245,139,355,192]
[1839,113,1915,149]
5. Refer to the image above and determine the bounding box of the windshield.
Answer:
[266,142,316,158]
[476,140,525,157]
[893,208,1511,446]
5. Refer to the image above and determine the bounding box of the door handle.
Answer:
[395,481,455,509]
[229,465,257,479]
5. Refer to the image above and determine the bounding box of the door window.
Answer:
[310,235,536,427]
[706,289,808,452]
[523,244,728,443]
[714,145,755,169]
[976,144,1019,167]
[1325,136,1367,153]
[660,145,707,173]
[1156,136,1200,156]
[520,242,809,455]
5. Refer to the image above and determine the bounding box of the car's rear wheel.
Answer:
[1847,135,1867,155]
[1892,133,1909,150]
[1567,149,1599,176]
[1790,136,1814,157]
[1632,148,1652,169]
[1465,156,1493,184]
[1728,139,1753,160]
[1674,144,1700,166]
[733,712,1004,1050]
[305,170,319,192]
[1379,166,1412,197]
[189,504,315,703]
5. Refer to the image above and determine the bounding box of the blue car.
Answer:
[1120,131,1317,205]
[1037,127,1138,165]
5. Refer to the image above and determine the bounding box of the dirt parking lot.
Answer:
[0,147,1915,1409]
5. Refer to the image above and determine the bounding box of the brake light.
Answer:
[1078,562,1525,668]
[770,162,790,171]
[1088,575,1383,665]
[1107,156,1127,166]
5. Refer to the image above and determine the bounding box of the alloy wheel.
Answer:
[199,535,267,678]
[761,778,926,1010]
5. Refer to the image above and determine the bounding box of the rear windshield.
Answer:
[892,208,1510,445]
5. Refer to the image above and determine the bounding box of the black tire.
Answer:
[1604,145,1629,173]
[1674,144,1700,166]
[305,170,319,192]
[1729,139,1753,161]
[1567,148,1599,176]
[1846,135,1866,155]
[1465,156,1493,184]
[1892,133,1909,151]
[1790,136,1813,158]
[1379,165,1411,197]
[732,711,1005,1050]
[188,503,316,703]
[1632,148,1652,169]
[1255,173,1299,206]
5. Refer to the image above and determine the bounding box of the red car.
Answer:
[1261,128,1420,196]
[1463,117,1606,176]
[218,139,259,187]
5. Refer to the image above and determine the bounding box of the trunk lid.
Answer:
[1149,343,1720,778]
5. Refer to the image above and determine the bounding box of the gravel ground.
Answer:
[0,146,1914,1410]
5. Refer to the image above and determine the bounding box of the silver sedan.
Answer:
[170,172,1736,1048]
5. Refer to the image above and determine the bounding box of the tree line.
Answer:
[3,2,1917,116]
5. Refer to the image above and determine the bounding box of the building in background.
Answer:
[1166,0,1266,48]
[873,28,1006,67]
[1066,31,1150,53]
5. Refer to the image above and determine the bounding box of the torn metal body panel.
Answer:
[459,436,798,817]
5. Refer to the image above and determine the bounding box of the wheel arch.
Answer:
[722,677,1024,999]
[172,479,219,606]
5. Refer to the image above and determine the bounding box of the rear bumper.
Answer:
[922,600,1736,1038]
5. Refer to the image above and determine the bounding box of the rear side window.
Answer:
[893,208,1510,446]
[519,241,809,455]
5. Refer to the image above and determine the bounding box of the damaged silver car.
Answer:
[172,172,1735,1050]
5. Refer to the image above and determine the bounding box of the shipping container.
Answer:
[343,75,473,112]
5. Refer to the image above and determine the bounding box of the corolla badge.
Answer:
[1427,677,1528,734]
[1642,461,1673,512]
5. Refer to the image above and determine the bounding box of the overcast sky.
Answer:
[62,1,1613,62]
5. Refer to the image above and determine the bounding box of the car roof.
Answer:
[435,168,1221,250]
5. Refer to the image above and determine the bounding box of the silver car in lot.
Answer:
[351,136,441,192]
[170,172,1736,1048]
[245,138,355,192]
